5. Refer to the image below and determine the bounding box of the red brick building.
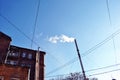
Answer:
[0,32,46,80]
[0,64,29,80]
[0,32,11,64]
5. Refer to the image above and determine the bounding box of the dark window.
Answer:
[6,60,10,64]
[21,63,25,67]
[28,54,32,59]
[26,64,31,67]
[22,52,26,58]
[20,61,26,67]
[9,52,19,57]
[10,61,18,65]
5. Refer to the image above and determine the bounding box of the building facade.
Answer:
[0,64,29,80]
[0,32,11,64]
[0,32,46,80]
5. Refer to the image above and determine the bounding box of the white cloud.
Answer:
[49,35,59,43]
[48,34,75,43]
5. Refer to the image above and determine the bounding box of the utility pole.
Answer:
[35,47,40,80]
[74,39,87,80]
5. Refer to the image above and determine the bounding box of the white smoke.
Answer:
[48,34,75,43]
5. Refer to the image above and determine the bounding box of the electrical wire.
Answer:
[106,0,117,64]
[46,57,78,76]
[0,13,39,47]
[89,68,120,76]
[31,0,41,48]
[106,0,112,25]
[46,63,120,78]
[0,13,62,65]
[86,63,120,72]
[106,0,118,70]
[81,29,120,57]
[46,29,120,76]
[112,38,117,63]
[0,0,119,77]
[46,51,64,64]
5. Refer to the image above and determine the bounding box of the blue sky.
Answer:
[0,0,120,80]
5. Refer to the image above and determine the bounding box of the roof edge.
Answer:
[0,31,12,41]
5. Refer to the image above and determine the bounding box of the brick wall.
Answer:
[0,64,29,80]
[0,32,11,64]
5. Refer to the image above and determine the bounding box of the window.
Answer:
[10,61,18,65]
[22,52,26,58]
[13,52,18,56]
[21,63,25,67]
[9,51,19,57]
[26,64,31,67]
[28,54,32,59]
[6,60,10,64]
[0,76,4,80]
[20,61,26,67]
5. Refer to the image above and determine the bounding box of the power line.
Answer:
[89,68,120,76]
[46,51,64,64]
[112,38,117,63]
[31,0,41,48]
[86,63,120,72]
[106,0,112,25]
[46,57,78,76]
[46,63,120,78]
[0,13,61,64]
[106,0,117,69]
[81,29,120,57]
[46,29,120,75]
[0,13,39,47]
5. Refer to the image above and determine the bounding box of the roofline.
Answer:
[0,31,12,41]
[10,45,46,54]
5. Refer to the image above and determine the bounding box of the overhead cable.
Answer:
[46,29,120,75]
[86,63,120,72]
[0,13,39,47]
[89,68,120,76]
[106,0,112,25]
[31,0,41,48]
[0,13,61,64]
[46,63,120,78]
[46,57,78,76]
[82,29,120,57]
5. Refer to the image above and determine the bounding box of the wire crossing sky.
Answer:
[31,0,41,48]
[0,0,120,80]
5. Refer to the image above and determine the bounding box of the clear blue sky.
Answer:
[0,0,120,80]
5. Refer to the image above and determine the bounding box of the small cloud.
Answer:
[48,34,75,43]
[49,35,59,43]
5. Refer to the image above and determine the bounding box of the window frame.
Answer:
[28,53,32,59]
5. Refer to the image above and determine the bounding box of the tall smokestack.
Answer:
[35,47,40,80]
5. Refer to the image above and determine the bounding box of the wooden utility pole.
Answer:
[74,39,86,80]
[35,47,40,80]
